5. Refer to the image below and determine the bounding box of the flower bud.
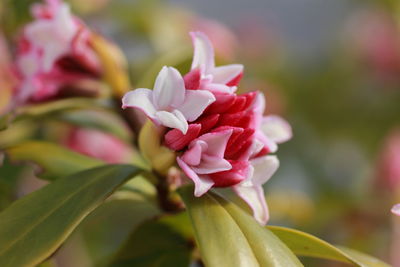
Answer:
[90,33,130,98]
[138,120,176,175]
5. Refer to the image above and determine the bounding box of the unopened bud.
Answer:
[139,120,176,175]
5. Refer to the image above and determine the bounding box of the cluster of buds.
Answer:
[123,32,292,224]
[14,0,102,103]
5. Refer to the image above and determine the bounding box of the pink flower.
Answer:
[15,0,100,102]
[64,128,131,164]
[122,66,215,134]
[392,204,400,216]
[349,9,400,81]
[376,129,400,191]
[122,32,292,225]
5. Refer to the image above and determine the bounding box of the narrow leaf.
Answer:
[79,198,160,265]
[268,226,390,267]
[109,218,191,267]
[0,164,141,267]
[179,186,303,267]
[4,141,104,180]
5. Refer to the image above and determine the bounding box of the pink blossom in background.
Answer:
[123,31,292,225]
[14,0,101,102]
[349,9,400,82]
[376,129,400,191]
[64,128,131,164]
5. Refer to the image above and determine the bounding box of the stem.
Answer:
[153,171,184,213]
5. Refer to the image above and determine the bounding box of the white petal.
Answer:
[248,155,279,186]
[198,129,232,158]
[153,66,185,109]
[190,31,215,74]
[262,115,292,144]
[233,184,269,225]
[178,90,215,121]
[177,157,214,197]
[155,109,188,134]
[392,203,400,216]
[202,82,237,94]
[54,3,77,38]
[212,64,243,84]
[122,89,157,119]
[192,155,232,174]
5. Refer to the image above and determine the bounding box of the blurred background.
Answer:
[1,0,400,266]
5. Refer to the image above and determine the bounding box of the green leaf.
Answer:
[4,141,104,180]
[1,98,108,130]
[109,217,192,267]
[178,186,303,267]
[268,226,390,267]
[59,110,132,142]
[0,164,141,267]
[79,198,160,266]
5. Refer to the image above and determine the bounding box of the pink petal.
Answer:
[225,128,255,159]
[153,66,185,109]
[164,124,201,151]
[192,154,232,174]
[212,64,244,85]
[227,71,243,87]
[155,109,188,134]
[183,68,201,89]
[178,90,215,122]
[198,129,232,157]
[182,140,207,166]
[196,114,220,135]
[233,184,269,225]
[392,203,400,216]
[209,160,251,187]
[190,31,215,74]
[262,115,293,144]
[226,95,247,113]
[177,157,214,197]
[122,88,157,119]
[203,93,236,115]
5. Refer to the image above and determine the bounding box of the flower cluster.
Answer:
[123,32,292,224]
[14,0,101,102]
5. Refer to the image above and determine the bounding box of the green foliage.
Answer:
[79,198,160,265]
[0,164,141,267]
[109,218,192,267]
[0,98,108,131]
[4,141,104,180]
[268,226,390,267]
[179,186,303,267]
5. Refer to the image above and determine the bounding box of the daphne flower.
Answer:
[122,66,215,134]
[392,204,400,216]
[130,32,292,225]
[25,0,78,72]
[15,0,101,102]
[185,31,243,93]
